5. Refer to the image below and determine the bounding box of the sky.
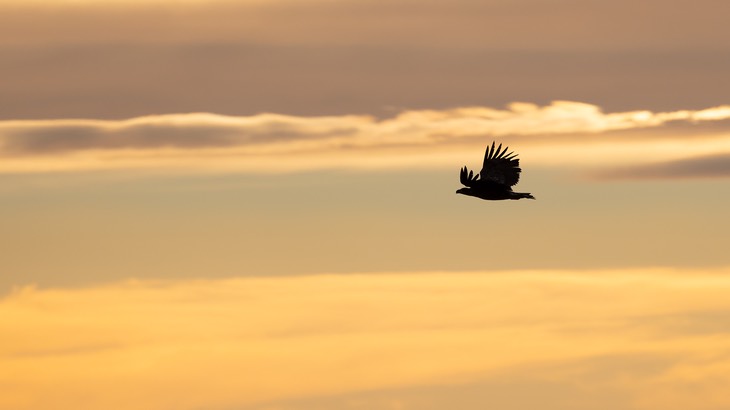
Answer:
[1,0,730,409]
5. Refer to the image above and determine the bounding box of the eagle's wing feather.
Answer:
[479,141,522,187]
[460,166,480,187]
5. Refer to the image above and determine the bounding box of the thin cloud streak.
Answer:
[594,153,730,180]
[1,101,730,174]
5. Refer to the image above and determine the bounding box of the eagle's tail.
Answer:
[512,192,535,200]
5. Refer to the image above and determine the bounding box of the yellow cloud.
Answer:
[2,268,730,409]
[1,101,730,174]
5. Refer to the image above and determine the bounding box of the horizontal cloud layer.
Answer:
[594,153,730,180]
[3,268,730,409]
[1,101,730,177]
[4,1,729,120]
[3,0,728,52]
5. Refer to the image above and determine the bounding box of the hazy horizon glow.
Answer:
[3,268,730,410]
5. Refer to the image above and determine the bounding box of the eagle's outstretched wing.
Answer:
[460,166,479,188]
[479,141,522,187]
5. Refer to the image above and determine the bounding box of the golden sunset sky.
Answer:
[2,0,730,409]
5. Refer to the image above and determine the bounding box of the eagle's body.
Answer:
[456,142,535,201]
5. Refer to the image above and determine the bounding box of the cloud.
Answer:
[3,268,730,409]
[594,153,730,180]
[1,101,730,174]
[4,1,730,120]
[4,44,730,120]
[2,0,729,52]
[243,353,669,410]
[1,113,366,154]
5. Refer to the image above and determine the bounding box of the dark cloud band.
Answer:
[594,154,730,180]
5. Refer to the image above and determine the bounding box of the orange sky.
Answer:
[1,0,730,409]
[4,269,730,409]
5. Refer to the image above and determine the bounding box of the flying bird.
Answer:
[457,142,535,200]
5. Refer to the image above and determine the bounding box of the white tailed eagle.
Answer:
[457,142,535,200]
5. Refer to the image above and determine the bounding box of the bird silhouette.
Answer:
[457,142,535,200]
